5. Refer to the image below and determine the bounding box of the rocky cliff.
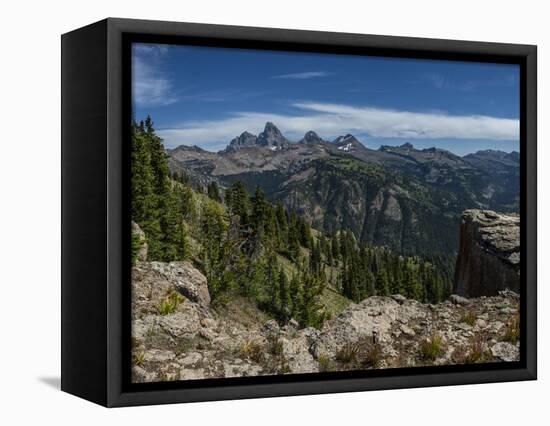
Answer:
[454,209,520,297]
[131,260,520,383]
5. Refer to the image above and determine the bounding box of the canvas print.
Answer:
[130,43,520,383]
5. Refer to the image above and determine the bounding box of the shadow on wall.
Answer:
[38,377,61,390]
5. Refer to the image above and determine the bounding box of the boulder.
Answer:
[262,319,280,334]
[491,342,519,362]
[391,294,407,304]
[449,294,472,306]
[151,261,210,307]
[454,210,520,297]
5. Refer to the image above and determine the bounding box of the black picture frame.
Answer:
[61,17,537,407]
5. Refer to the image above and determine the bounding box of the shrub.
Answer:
[266,335,284,356]
[133,351,145,366]
[240,340,264,363]
[336,343,359,364]
[502,314,520,344]
[420,334,443,361]
[465,333,485,363]
[361,342,383,368]
[452,334,491,364]
[156,290,184,315]
[318,354,332,372]
[460,310,477,326]
[131,233,145,265]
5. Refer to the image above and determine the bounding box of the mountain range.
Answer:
[167,122,519,257]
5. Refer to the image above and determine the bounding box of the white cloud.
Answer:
[292,102,519,140]
[272,71,333,80]
[157,101,519,151]
[132,45,177,106]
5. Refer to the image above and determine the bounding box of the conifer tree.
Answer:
[278,269,291,321]
[227,181,250,230]
[130,121,153,226]
[207,181,222,202]
[331,234,340,264]
[375,268,390,296]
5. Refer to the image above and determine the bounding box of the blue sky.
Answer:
[132,43,520,156]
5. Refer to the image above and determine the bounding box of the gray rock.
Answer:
[151,261,211,307]
[200,318,217,328]
[144,349,176,363]
[391,294,407,304]
[491,342,519,362]
[179,368,206,380]
[449,294,472,306]
[262,319,280,334]
[179,352,203,366]
[499,289,520,299]
[288,318,300,329]
[475,319,487,329]
[400,324,416,336]
[132,365,157,383]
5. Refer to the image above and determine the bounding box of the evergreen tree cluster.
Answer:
[131,116,188,262]
[202,181,327,327]
[333,231,452,304]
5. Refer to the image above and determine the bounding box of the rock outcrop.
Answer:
[132,260,520,383]
[131,221,148,262]
[149,261,210,307]
[454,209,520,297]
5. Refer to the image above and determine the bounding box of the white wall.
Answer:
[0,0,546,423]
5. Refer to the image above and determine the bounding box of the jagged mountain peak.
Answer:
[226,130,258,152]
[257,122,290,149]
[300,130,324,144]
[332,134,365,152]
[263,121,282,135]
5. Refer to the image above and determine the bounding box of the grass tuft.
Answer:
[240,340,264,363]
[156,290,184,315]
[318,354,332,372]
[460,310,477,326]
[133,351,145,366]
[420,333,443,361]
[336,343,359,364]
[502,314,520,344]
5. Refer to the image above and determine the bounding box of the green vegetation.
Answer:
[317,354,332,372]
[420,334,443,361]
[133,351,145,367]
[132,116,454,330]
[131,232,144,265]
[156,290,184,315]
[335,343,359,364]
[460,310,477,327]
[131,117,188,261]
[239,340,264,363]
[503,314,520,344]
[452,333,492,364]
[334,339,382,369]
[266,335,284,356]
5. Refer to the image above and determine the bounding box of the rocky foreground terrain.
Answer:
[132,259,520,383]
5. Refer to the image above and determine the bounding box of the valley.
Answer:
[167,121,519,257]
